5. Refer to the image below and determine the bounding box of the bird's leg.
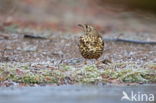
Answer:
[88,59,96,65]
[84,59,95,65]
[78,59,87,67]
[84,59,87,65]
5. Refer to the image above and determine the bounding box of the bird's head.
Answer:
[78,24,98,35]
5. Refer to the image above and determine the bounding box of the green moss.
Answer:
[49,70,65,84]
[72,65,102,83]
[146,63,156,70]
[61,65,72,71]
[119,70,148,82]
[20,74,42,84]
[0,62,156,85]
[101,69,118,82]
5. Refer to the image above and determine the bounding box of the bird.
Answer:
[78,24,104,62]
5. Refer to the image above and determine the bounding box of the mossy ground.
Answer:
[0,61,155,86]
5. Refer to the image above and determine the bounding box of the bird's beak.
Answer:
[78,24,87,34]
[78,24,86,32]
[78,24,84,28]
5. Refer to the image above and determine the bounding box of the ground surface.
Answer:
[0,0,156,86]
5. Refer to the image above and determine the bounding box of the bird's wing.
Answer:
[78,36,85,47]
[97,35,104,46]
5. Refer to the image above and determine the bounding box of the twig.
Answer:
[24,34,47,39]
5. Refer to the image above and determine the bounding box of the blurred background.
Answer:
[0,0,156,33]
[0,0,156,87]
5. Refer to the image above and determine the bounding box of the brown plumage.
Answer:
[78,24,104,60]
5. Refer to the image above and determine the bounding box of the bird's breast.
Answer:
[79,35,104,59]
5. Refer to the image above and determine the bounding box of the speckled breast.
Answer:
[79,35,104,59]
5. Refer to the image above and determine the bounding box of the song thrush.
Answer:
[78,24,104,60]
